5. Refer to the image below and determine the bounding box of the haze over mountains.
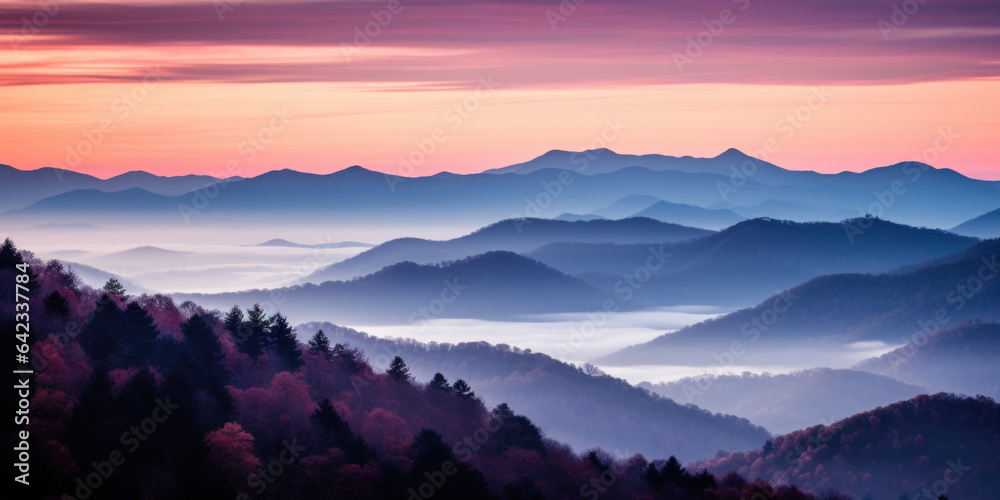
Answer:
[177,251,614,323]
[304,217,710,283]
[4,149,1000,232]
[599,238,1000,365]
[854,321,1000,399]
[639,368,924,434]
[299,322,770,461]
[530,218,979,307]
[5,146,1000,500]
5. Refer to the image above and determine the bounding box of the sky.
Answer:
[2,0,999,179]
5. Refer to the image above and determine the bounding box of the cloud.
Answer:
[3,0,999,87]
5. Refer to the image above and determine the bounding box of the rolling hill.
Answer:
[529,218,979,307]
[693,393,1000,500]
[177,251,615,323]
[597,238,1000,365]
[854,321,1000,399]
[304,217,711,283]
[297,322,771,462]
[639,368,924,434]
[952,207,1000,238]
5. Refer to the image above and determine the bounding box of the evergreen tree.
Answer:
[102,277,128,299]
[223,305,245,343]
[43,290,70,318]
[181,314,234,421]
[241,303,268,359]
[0,238,20,264]
[67,366,119,466]
[332,343,363,373]
[268,312,304,371]
[387,355,411,381]
[78,294,123,365]
[311,399,371,463]
[121,301,160,365]
[409,428,492,500]
[452,379,474,398]
[429,372,450,391]
[307,329,332,359]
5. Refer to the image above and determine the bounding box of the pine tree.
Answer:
[121,301,160,366]
[452,379,474,398]
[182,314,229,385]
[43,290,70,317]
[307,330,332,359]
[223,305,245,342]
[78,294,123,365]
[181,314,234,421]
[241,303,268,360]
[0,238,20,264]
[311,399,370,463]
[386,355,411,381]
[67,366,119,465]
[102,277,128,299]
[409,428,492,500]
[429,372,450,391]
[267,312,304,371]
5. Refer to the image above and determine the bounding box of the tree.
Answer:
[240,304,268,360]
[43,290,70,318]
[268,312,304,371]
[78,294,123,365]
[409,428,492,500]
[182,314,230,387]
[223,305,245,342]
[429,372,450,391]
[452,379,475,399]
[205,422,261,491]
[120,301,160,365]
[102,277,128,299]
[386,356,411,381]
[308,330,332,359]
[312,399,371,463]
[0,238,20,264]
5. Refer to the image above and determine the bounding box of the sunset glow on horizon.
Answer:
[3,0,998,179]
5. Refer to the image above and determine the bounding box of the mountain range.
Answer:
[297,322,771,461]
[529,218,979,307]
[598,238,1000,365]
[176,251,613,323]
[5,149,999,229]
[304,217,711,283]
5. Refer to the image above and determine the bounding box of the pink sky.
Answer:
[2,0,998,179]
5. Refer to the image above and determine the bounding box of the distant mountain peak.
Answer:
[716,147,748,158]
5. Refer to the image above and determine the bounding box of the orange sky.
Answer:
[2,0,998,179]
